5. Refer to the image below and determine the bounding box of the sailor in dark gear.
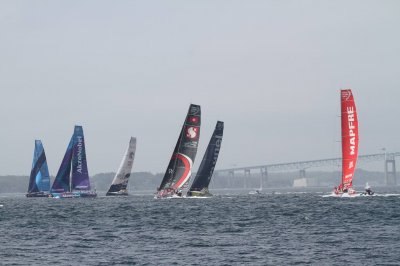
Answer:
[177,189,182,197]
[365,187,374,195]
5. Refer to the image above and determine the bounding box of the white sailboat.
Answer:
[249,175,263,195]
[106,137,137,196]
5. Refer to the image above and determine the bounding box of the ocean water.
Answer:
[1,190,400,265]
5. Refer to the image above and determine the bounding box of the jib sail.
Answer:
[27,140,51,193]
[189,121,224,193]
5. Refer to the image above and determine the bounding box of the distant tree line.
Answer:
[0,169,394,194]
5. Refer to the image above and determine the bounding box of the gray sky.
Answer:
[1,1,399,175]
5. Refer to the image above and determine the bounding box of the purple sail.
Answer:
[71,126,91,191]
[51,136,73,193]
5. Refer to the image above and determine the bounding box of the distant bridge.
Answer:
[214,152,399,186]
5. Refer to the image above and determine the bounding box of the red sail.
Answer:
[340,89,359,189]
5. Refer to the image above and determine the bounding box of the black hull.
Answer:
[79,192,98,198]
[26,192,49,198]
[106,192,129,196]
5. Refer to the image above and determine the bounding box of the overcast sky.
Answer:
[1,0,399,175]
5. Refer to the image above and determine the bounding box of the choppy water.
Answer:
[1,190,400,265]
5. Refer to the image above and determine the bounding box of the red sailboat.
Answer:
[333,89,359,197]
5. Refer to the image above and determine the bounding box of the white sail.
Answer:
[107,137,136,195]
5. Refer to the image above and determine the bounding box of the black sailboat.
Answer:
[155,104,201,198]
[187,121,224,197]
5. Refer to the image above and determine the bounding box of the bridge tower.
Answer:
[260,167,268,189]
[299,169,306,179]
[385,154,397,186]
[244,169,251,188]
[228,170,234,188]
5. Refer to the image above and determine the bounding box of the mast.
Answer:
[158,104,201,192]
[340,89,359,189]
[189,121,224,193]
[69,131,73,192]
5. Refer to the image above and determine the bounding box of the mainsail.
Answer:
[71,126,91,190]
[188,121,224,195]
[340,89,359,189]
[157,104,201,196]
[106,137,136,195]
[27,140,51,194]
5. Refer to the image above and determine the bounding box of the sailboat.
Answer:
[26,140,51,197]
[187,121,224,197]
[50,125,97,198]
[249,176,263,195]
[155,104,201,198]
[332,89,359,197]
[361,182,375,196]
[106,137,136,196]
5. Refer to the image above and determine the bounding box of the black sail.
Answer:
[188,121,224,194]
[157,104,201,196]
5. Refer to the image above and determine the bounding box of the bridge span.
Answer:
[214,152,399,186]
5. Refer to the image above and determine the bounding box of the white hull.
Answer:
[322,192,361,198]
[154,194,184,199]
[186,195,212,199]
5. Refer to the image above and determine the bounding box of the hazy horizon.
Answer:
[1,1,400,175]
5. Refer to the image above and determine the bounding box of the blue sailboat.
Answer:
[26,140,51,197]
[50,126,97,198]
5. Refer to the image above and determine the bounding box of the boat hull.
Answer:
[187,190,213,197]
[323,191,361,198]
[26,192,50,198]
[106,191,129,196]
[80,191,98,198]
[155,189,183,199]
[51,191,97,198]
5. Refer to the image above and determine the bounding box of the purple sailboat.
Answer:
[50,125,97,198]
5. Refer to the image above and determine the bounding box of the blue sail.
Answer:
[71,126,91,191]
[51,135,74,193]
[27,140,51,194]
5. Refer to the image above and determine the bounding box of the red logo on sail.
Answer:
[187,116,199,124]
